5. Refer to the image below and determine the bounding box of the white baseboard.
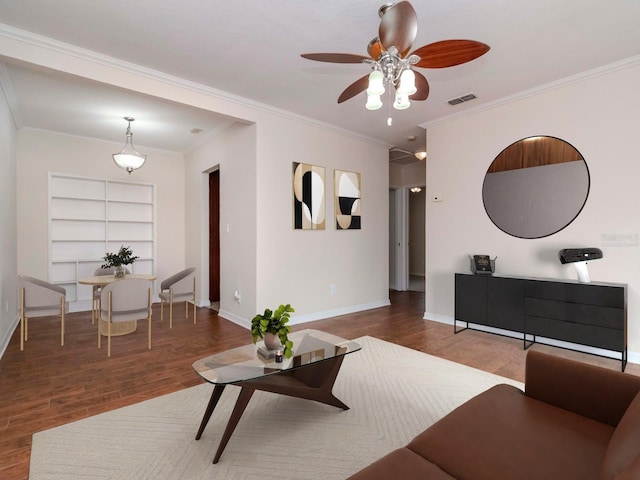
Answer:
[290,299,391,325]
[217,309,249,329]
[424,311,639,366]
[220,299,392,332]
[0,315,19,360]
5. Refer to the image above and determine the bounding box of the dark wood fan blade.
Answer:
[337,75,370,104]
[378,1,418,55]
[367,37,383,61]
[301,53,370,64]
[412,40,490,68]
[410,71,429,101]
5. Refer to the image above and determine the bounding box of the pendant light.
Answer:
[112,117,146,174]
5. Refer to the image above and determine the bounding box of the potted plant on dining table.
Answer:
[102,245,139,278]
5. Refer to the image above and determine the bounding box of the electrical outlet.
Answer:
[330,284,337,295]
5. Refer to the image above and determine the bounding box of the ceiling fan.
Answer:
[301,1,489,113]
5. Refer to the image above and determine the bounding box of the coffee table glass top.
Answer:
[192,329,361,385]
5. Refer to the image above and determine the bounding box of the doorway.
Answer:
[389,187,408,291]
[408,187,426,292]
[389,186,425,292]
[209,170,220,309]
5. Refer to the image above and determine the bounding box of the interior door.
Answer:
[389,189,398,290]
[209,170,220,303]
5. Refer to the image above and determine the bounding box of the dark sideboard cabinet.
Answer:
[454,273,628,370]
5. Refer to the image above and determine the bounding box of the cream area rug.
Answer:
[30,336,523,479]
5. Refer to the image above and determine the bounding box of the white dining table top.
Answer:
[78,274,156,286]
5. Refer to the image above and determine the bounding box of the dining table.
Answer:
[79,274,156,336]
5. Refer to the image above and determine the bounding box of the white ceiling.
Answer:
[1,0,640,162]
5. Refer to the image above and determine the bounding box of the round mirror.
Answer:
[482,136,590,239]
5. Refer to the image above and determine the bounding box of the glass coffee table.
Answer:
[192,329,362,464]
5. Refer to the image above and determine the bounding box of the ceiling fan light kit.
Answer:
[365,70,385,110]
[366,93,383,111]
[366,70,385,96]
[301,1,490,124]
[398,69,417,95]
[112,117,147,174]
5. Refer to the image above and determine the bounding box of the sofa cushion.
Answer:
[345,447,456,480]
[407,384,614,480]
[600,392,640,480]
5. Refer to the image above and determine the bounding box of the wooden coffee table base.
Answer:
[195,355,348,464]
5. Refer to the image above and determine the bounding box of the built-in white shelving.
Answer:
[49,173,156,309]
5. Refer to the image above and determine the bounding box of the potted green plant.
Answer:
[251,304,295,358]
[102,245,139,278]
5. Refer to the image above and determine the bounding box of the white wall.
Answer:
[0,83,17,353]
[425,61,640,358]
[389,161,426,189]
[2,30,392,344]
[389,163,403,187]
[185,122,258,322]
[255,117,390,322]
[187,116,390,327]
[16,130,186,294]
[400,161,426,189]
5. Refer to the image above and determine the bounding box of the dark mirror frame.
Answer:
[482,136,590,239]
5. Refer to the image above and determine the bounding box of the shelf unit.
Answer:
[49,173,156,308]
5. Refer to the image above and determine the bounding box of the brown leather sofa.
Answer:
[346,350,640,480]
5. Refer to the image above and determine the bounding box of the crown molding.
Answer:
[421,54,640,129]
[21,126,184,156]
[0,23,391,149]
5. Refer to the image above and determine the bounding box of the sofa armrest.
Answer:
[345,448,456,480]
[525,350,640,427]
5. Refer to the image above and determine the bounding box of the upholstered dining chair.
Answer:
[91,266,129,325]
[159,267,196,328]
[98,278,152,357]
[18,275,68,351]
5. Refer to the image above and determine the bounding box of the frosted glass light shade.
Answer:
[366,70,385,96]
[393,92,410,110]
[397,69,417,95]
[113,138,146,174]
[366,94,383,110]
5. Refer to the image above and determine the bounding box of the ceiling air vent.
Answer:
[447,93,477,106]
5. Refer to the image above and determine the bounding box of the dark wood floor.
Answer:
[1,290,637,479]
